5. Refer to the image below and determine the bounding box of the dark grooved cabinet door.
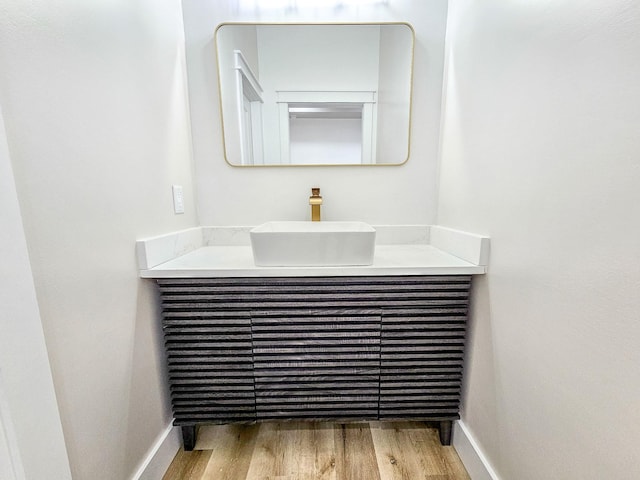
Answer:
[380,276,471,420]
[251,308,380,421]
[159,281,256,425]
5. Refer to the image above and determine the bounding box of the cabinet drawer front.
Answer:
[159,307,256,425]
[252,309,380,421]
[380,286,471,421]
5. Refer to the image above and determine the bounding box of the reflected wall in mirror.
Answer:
[215,23,414,166]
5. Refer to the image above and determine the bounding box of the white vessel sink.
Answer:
[250,221,376,267]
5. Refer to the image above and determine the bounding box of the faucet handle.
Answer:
[309,187,322,221]
[310,187,322,205]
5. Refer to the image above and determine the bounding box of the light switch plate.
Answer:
[172,185,184,214]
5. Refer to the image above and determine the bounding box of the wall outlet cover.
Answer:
[172,185,184,214]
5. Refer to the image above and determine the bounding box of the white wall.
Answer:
[182,0,448,225]
[216,24,259,165]
[0,106,72,480]
[289,118,362,165]
[0,1,198,478]
[376,24,413,164]
[258,25,380,90]
[438,0,640,478]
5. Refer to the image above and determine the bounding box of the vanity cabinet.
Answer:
[157,275,471,450]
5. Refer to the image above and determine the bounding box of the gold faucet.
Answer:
[309,187,322,221]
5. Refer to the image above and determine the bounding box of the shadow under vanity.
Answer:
[137,225,489,450]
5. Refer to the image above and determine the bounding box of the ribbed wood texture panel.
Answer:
[157,276,471,427]
[380,307,468,420]
[252,308,380,421]
[161,310,256,425]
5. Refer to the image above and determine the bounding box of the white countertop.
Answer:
[139,243,486,278]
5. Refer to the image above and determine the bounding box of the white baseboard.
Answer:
[453,420,500,480]
[131,424,180,480]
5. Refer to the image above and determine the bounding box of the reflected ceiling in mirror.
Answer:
[215,23,414,166]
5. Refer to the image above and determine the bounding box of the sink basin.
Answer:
[250,221,376,267]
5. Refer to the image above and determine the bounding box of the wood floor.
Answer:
[163,421,470,480]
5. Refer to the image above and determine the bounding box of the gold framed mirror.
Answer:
[215,22,414,166]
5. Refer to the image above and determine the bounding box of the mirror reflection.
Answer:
[215,23,414,166]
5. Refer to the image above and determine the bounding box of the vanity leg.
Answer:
[438,420,453,446]
[181,425,197,451]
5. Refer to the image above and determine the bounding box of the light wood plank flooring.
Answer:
[163,421,470,480]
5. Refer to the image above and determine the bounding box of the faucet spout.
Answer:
[309,187,322,222]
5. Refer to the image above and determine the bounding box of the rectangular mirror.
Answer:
[215,23,414,166]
